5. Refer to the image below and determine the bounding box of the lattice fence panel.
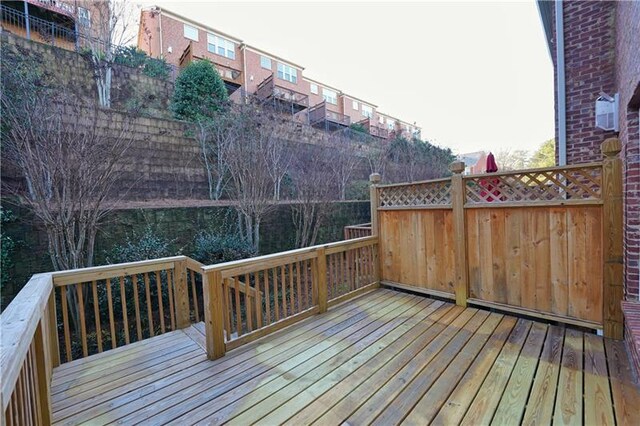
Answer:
[379,180,452,207]
[464,166,602,204]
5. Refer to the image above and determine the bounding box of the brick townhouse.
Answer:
[537,0,639,373]
[137,6,421,141]
[0,0,106,50]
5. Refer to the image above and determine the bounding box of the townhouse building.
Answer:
[137,6,421,141]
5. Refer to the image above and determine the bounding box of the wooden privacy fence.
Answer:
[371,139,624,338]
[201,236,379,359]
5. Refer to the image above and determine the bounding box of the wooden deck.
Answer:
[50,289,640,425]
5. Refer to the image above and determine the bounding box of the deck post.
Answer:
[370,173,382,284]
[601,138,624,339]
[203,270,225,359]
[450,161,469,307]
[315,248,328,313]
[173,259,191,329]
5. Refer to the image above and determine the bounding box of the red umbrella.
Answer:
[481,152,501,201]
[485,152,498,173]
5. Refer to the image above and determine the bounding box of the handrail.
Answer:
[202,236,377,273]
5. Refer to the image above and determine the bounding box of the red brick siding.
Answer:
[622,301,640,381]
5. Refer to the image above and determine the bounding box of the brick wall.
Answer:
[547,0,639,300]
[615,0,640,301]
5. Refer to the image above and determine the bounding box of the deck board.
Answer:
[50,289,640,425]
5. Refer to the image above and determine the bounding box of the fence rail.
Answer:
[344,222,372,239]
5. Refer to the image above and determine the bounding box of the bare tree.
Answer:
[1,90,136,273]
[225,104,277,251]
[82,0,135,108]
[290,147,334,248]
[265,132,292,201]
[366,140,391,178]
[196,110,235,200]
[327,137,362,200]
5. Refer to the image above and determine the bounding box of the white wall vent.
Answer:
[595,92,619,131]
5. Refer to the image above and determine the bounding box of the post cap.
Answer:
[449,161,465,174]
[369,173,381,183]
[601,138,621,157]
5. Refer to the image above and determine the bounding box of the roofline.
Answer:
[376,111,420,128]
[242,44,305,70]
[536,0,554,58]
[340,93,378,108]
[145,6,243,44]
[302,76,343,94]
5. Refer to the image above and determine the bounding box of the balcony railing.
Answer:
[308,101,350,127]
[255,75,309,108]
[1,4,76,47]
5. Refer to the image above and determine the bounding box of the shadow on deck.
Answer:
[50,289,639,425]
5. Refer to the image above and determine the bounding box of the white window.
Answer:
[310,83,318,94]
[387,119,396,130]
[352,100,358,110]
[362,105,373,118]
[322,88,337,105]
[207,34,235,59]
[277,63,297,84]
[260,56,271,69]
[184,24,198,41]
[378,115,384,124]
[78,7,90,28]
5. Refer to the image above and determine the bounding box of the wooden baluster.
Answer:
[288,264,295,315]
[280,265,287,318]
[76,283,88,358]
[144,273,154,337]
[167,270,176,331]
[296,262,302,314]
[155,271,165,333]
[254,271,262,328]
[222,279,231,339]
[60,286,72,361]
[264,269,271,325]
[244,273,252,332]
[233,277,242,336]
[106,279,117,349]
[23,348,34,424]
[17,363,26,424]
[302,260,309,310]
[119,276,130,345]
[328,254,334,300]
[133,275,143,341]
[91,281,103,353]
[190,270,200,322]
[47,292,60,368]
[273,267,280,321]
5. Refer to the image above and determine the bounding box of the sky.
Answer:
[137,0,555,155]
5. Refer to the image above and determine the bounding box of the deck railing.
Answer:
[370,138,624,338]
[201,236,379,358]
[344,222,372,239]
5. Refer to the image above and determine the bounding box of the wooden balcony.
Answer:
[309,101,350,132]
[255,75,309,113]
[357,118,390,139]
[2,139,639,425]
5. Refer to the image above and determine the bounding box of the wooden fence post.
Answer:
[173,259,191,329]
[315,248,328,313]
[601,138,624,339]
[370,173,382,286]
[450,161,469,307]
[203,270,225,359]
[369,173,381,237]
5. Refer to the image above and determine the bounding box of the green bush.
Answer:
[1,208,16,306]
[349,123,369,134]
[113,46,171,80]
[170,60,228,122]
[192,231,256,265]
[106,226,177,264]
